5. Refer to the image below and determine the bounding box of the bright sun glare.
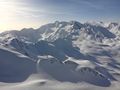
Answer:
[0,0,46,32]
[0,0,17,32]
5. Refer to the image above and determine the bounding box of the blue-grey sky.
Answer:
[0,0,120,32]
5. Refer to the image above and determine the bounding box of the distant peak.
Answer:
[21,28,34,31]
[109,22,119,26]
[69,20,81,24]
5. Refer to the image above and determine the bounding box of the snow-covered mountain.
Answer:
[0,21,120,88]
[0,21,118,43]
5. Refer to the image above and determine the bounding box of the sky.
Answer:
[0,0,120,32]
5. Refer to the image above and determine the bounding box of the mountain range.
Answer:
[0,21,120,88]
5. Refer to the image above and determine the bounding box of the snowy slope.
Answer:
[0,45,36,82]
[37,58,111,86]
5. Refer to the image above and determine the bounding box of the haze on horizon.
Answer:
[0,0,120,32]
